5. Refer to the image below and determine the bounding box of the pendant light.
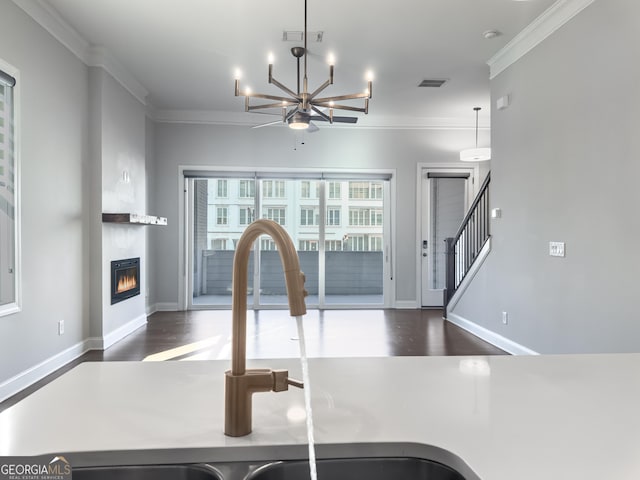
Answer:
[460,107,491,162]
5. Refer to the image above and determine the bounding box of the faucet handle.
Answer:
[272,369,304,391]
[286,378,304,389]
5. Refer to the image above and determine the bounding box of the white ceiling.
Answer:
[38,0,557,128]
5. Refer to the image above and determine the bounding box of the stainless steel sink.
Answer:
[72,464,223,480]
[246,457,467,480]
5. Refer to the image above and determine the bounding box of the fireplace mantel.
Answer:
[102,213,167,226]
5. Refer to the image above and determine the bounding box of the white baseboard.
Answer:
[101,314,147,350]
[395,300,419,309]
[0,339,91,403]
[155,302,179,312]
[0,314,150,403]
[146,303,157,315]
[446,312,539,355]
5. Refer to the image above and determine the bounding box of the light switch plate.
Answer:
[549,241,565,257]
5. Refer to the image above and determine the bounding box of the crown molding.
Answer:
[487,0,597,79]
[12,0,148,105]
[12,0,89,61]
[85,46,148,105]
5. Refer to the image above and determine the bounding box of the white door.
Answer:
[421,170,473,307]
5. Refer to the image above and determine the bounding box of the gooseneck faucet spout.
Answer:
[225,219,307,437]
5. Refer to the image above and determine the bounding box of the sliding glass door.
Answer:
[187,172,390,309]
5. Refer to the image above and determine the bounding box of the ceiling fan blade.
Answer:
[307,122,319,133]
[251,120,283,129]
[309,115,358,124]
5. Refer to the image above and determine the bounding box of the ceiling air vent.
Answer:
[418,79,448,88]
[283,31,324,42]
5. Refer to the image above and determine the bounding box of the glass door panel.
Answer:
[259,179,319,307]
[325,180,385,305]
[191,178,255,307]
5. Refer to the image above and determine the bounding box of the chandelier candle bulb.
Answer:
[234,79,239,96]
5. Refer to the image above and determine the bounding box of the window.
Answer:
[0,64,18,315]
[263,180,285,198]
[264,207,286,225]
[349,182,368,199]
[326,207,341,226]
[328,182,341,199]
[299,240,318,251]
[239,207,254,225]
[217,179,228,198]
[325,240,343,251]
[370,235,383,251]
[348,208,384,226]
[261,239,276,251]
[348,181,383,200]
[349,208,368,226]
[300,207,319,226]
[211,239,227,250]
[239,179,255,198]
[371,182,383,199]
[370,209,383,226]
[346,235,366,251]
[216,207,228,225]
[301,181,311,198]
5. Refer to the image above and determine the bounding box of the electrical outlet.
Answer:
[502,312,508,325]
[549,241,565,257]
[58,320,65,335]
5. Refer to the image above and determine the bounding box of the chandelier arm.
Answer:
[314,92,370,103]
[245,92,299,103]
[314,102,367,113]
[247,102,297,111]
[269,76,300,100]
[309,78,333,100]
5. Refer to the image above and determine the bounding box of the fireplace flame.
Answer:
[117,274,137,293]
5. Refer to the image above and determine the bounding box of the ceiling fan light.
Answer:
[460,147,491,162]
[289,121,309,130]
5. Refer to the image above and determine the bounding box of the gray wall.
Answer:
[452,0,640,354]
[0,2,89,382]
[153,125,481,307]
[0,1,151,392]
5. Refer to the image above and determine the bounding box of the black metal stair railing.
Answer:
[444,172,491,307]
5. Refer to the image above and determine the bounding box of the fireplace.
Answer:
[111,257,140,305]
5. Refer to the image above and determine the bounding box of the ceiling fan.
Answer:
[234,0,372,132]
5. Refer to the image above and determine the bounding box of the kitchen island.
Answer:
[1,354,639,479]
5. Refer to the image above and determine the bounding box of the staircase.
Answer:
[444,172,491,307]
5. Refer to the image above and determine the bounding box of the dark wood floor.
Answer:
[0,309,506,412]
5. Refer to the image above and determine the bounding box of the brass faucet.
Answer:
[224,219,307,437]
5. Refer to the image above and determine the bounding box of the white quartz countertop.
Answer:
[1,354,640,479]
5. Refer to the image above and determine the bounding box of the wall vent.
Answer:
[418,79,448,88]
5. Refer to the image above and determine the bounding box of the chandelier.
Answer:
[234,0,372,130]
